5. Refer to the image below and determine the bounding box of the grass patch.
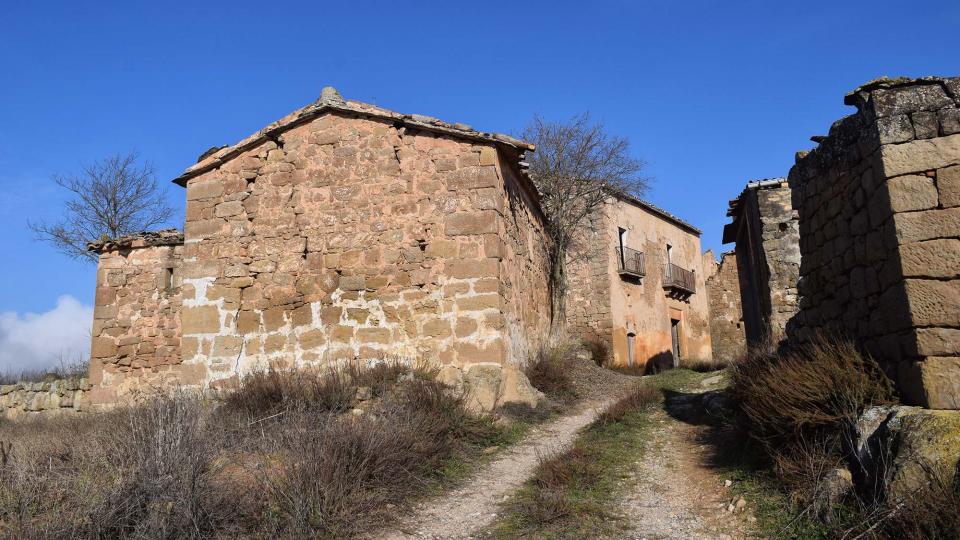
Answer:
[491,383,660,539]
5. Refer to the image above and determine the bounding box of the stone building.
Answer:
[87,88,550,407]
[566,194,712,371]
[788,76,960,409]
[705,251,747,362]
[722,178,800,346]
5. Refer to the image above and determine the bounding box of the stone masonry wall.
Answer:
[565,211,614,348]
[789,76,960,409]
[88,233,184,404]
[726,180,800,346]
[706,251,746,362]
[0,378,91,419]
[178,110,549,391]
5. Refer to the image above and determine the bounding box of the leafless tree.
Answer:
[522,113,649,337]
[29,152,174,262]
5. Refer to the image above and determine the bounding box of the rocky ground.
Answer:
[616,395,751,539]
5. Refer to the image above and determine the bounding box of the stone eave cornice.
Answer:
[87,229,184,254]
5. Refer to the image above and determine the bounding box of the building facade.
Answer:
[87,88,550,406]
[705,251,747,362]
[566,195,713,371]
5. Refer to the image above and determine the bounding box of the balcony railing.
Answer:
[616,246,645,278]
[663,263,696,294]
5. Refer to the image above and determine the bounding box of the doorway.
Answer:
[670,319,681,367]
[627,332,636,367]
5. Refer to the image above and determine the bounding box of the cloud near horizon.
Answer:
[0,296,93,375]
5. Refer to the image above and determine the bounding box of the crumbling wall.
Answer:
[789,76,960,409]
[88,231,184,404]
[724,180,800,345]
[177,111,549,390]
[0,378,91,419]
[706,251,746,362]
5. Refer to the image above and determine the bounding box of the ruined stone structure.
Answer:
[87,88,550,406]
[0,377,91,419]
[705,251,746,362]
[722,179,800,346]
[566,195,712,370]
[88,230,184,403]
[788,76,960,409]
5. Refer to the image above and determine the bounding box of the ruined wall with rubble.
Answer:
[725,181,800,346]
[177,110,550,391]
[88,234,185,404]
[789,76,960,409]
[0,378,91,419]
[706,251,746,362]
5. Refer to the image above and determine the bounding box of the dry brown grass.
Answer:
[525,341,578,402]
[0,363,509,539]
[596,383,660,425]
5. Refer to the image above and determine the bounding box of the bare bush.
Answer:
[730,334,893,452]
[525,341,578,402]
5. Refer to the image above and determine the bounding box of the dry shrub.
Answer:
[0,395,236,539]
[254,376,501,537]
[596,383,660,425]
[526,341,577,401]
[731,334,893,451]
[223,361,409,420]
[876,470,960,540]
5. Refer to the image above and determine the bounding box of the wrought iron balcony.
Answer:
[663,263,696,295]
[616,246,645,278]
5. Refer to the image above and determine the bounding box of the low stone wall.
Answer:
[0,378,92,419]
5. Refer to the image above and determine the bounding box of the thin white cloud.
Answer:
[0,296,93,376]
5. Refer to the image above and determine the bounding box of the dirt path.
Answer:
[376,397,615,540]
[617,387,751,540]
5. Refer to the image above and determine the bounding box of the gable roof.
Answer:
[172,87,535,187]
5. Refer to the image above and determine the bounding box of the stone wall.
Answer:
[88,230,184,404]
[788,76,960,409]
[565,211,613,347]
[0,378,91,419]
[173,95,550,392]
[705,251,746,362]
[723,179,800,345]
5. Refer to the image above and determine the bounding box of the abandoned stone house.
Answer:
[788,76,960,410]
[722,178,801,346]
[565,195,713,370]
[87,88,552,406]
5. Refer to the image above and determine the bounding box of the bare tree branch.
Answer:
[28,152,175,262]
[521,113,650,336]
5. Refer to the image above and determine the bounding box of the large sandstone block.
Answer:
[892,207,960,244]
[880,133,960,177]
[910,328,960,357]
[898,239,960,278]
[939,164,960,208]
[181,305,221,334]
[444,211,498,236]
[904,279,960,328]
[885,175,939,212]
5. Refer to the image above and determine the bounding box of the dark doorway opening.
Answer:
[670,319,681,367]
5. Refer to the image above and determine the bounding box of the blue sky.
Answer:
[0,0,957,371]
